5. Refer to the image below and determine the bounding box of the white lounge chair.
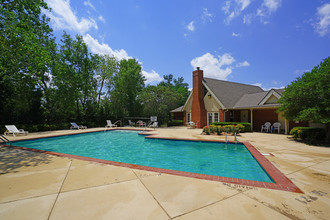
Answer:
[261,122,271,133]
[4,125,28,136]
[105,120,117,128]
[70,122,87,130]
[187,121,198,128]
[271,122,281,134]
[148,121,158,128]
[128,120,135,127]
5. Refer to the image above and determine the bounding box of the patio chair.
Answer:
[187,121,198,128]
[70,122,87,130]
[105,120,117,128]
[4,125,28,136]
[128,120,135,127]
[148,121,158,128]
[136,120,146,127]
[271,122,281,134]
[261,122,271,133]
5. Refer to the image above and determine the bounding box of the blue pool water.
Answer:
[13,130,274,183]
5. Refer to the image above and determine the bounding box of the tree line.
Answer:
[0,0,189,129]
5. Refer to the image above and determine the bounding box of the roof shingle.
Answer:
[203,78,264,108]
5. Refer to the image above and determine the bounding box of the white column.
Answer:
[285,119,288,134]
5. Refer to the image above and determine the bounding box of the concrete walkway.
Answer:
[0,127,329,219]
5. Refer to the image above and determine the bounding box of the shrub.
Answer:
[223,125,233,133]
[202,126,210,135]
[167,120,184,127]
[211,122,251,132]
[216,126,223,135]
[209,125,217,133]
[290,127,326,143]
[232,124,244,134]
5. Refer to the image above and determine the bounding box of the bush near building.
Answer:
[290,127,326,144]
[211,122,251,132]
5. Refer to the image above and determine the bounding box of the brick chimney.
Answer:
[191,67,207,128]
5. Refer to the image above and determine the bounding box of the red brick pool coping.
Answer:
[1,129,302,193]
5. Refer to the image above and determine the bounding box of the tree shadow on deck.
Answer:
[0,146,53,175]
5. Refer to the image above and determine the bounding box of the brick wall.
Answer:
[219,109,225,122]
[289,121,309,131]
[191,68,207,128]
[172,112,183,120]
[253,109,278,131]
[183,110,186,126]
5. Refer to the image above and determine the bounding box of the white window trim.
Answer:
[207,112,219,125]
[187,113,191,123]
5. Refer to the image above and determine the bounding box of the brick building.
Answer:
[176,67,307,134]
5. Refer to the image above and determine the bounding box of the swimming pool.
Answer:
[13,130,274,183]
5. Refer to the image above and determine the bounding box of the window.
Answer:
[187,113,191,123]
[230,111,234,122]
[208,113,213,124]
[208,112,219,124]
[214,113,219,122]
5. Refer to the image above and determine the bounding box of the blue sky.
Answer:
[44,0,330,90]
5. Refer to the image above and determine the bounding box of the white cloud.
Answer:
[257,0,282,19]
[202,8,215,23]
[243,14,253,24]
[232,32,241,37]
[252,83,262,88]
[84,0,96,11]
[45,0,98,34]
[236,61,250,67]
[252,83,284,91]
[223,0,281,25]
[191,52,250,80]
[222,0,251,24]
[293,69,309,76]
[83,34,161,84]
[190,53,235,80]
[263,0,281,13]
[315,3,330,37]
[222,1,231,14]
[219,53,236,66]
[83,34,131,60]
[187,21,195,31]
[98,15,105,23]
[142,70,162,85]
[238,0,251,11]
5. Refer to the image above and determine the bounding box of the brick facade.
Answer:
[183,110,187,126]
[219,109,225,122]
[191,68,207,128]
[252,109,278,131]
[172,112,183,120]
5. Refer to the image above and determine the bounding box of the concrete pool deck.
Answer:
[0,127,329,219]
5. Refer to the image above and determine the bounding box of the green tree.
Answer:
[140,75,189,124]
[95,54,119,106]
[278,57,330,142]
[111,59,145,118]
[52,33,98,122]
[140,85,180,123]
[0,0,55,124]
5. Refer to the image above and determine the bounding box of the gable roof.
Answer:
[171,78,284,112]
[233,89,283,109]
[233,91,269,108]
[203,78,264,108]
[170,105,183,112]
[274,88,285,95]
